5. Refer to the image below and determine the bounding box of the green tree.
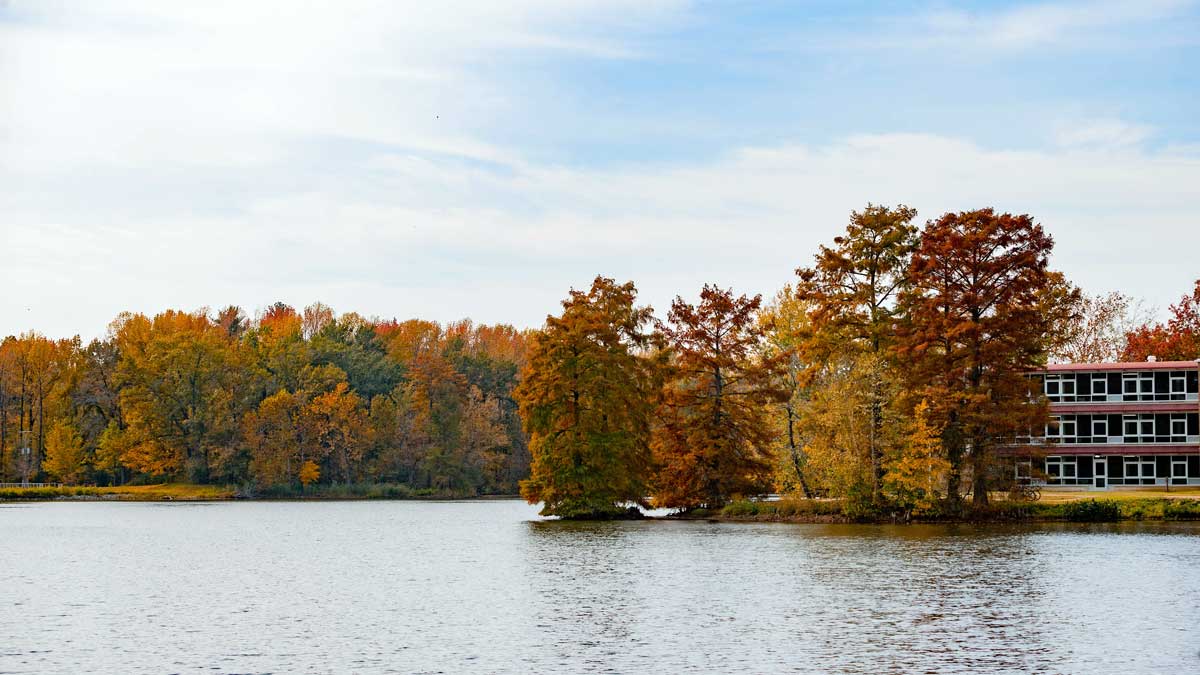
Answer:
[515,277,662,518]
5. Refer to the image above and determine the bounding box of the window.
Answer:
[1141,456,1156,483]
[1140,417,1155,440]
[1045,376,1061,399]
[1045,456,1079,484]
[1061,417,1077,439]
[1140,373,1155,400]
[1015,460,1032,481]
[1092,376,1107,399]
[1093,417,1108,439]
[1123,373,1138,398]
[1171,374,1186,400]
[1125,456,1157,484]
[1124,415,1139,440]
[1046,456,1062,482]
[1061,377,1076,400]
[1124,456,1142,478]
[1172,459,1188,485]
[1171,416,1187,439]
[1046,417,1080,442]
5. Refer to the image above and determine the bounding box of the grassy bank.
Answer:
[0,483,515,502]
[0,483,235,501]
[698,493,1200,524]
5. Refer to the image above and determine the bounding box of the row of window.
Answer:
[1036,413,1200,444]
[1037,370,1199,403]
[1046,410,1195,441]
[1017,455,1200,486]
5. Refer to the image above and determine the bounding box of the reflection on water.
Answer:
[2,502,1198,674]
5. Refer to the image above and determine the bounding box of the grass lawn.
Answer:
[1022,488,1200,503]
[0,483,236,501]
[95,483,236,500]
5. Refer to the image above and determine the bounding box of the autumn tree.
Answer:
[795,204,919,499]
[0,338,14,479]
[67,339,124,483]
[309,314,401,399]
[797,354,897,502]
[1122,279,1200,362]
[367,387,423,484]
[242,389,306,486]
[757,287,814,497]
[882,400,950,516]
[248,303,308,395]
[42,420,87,484]
[898,209,1073,506]
[110,311,240,481]
[303,381,368,484]
[1053,290,1148,363]
[652,285,786,510]
[302,302,335,340]
[515,276,662,518]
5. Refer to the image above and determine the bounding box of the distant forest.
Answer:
[2,205,1198,509]
[0,309,532,495]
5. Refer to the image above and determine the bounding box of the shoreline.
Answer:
[671,495,1200,524]
[6,486,1200,524]
[0,484,521,503]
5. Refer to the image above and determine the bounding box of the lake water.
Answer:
[2,501,1199,674]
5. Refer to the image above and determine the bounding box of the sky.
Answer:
[2,0,1199,339]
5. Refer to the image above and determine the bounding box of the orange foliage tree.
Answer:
[898,209,1073,506]
[652,285,786,510]
[1122,280,1200,362]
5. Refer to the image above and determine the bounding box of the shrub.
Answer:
[721,500,760,517]
[1060,499,1121,522]
[1163,500,1200,520]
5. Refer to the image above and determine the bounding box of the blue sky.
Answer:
[2,0,1199,338]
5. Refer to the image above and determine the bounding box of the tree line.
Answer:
[3,205,1197,510]
[0,305,532,495]
[515,206,1200,518]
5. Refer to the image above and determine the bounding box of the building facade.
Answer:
[1015,360,1200,489]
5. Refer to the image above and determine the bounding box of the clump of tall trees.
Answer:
[518,205,1192,518]
[0,306,532,495]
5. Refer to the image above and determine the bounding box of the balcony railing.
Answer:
[1015,435,1200,446]
[1046,392,1199,404]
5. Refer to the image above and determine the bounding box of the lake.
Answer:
[2,500,1199,674]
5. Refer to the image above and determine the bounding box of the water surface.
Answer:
[2,500,1198,674]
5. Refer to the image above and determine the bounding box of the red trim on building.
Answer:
[1050,402,1200,413]
[1002,444,1200,456]
[1044,360,1200,372]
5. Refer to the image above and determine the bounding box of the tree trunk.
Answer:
[785,402,812,498]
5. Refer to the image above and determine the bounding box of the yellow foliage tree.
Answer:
[43,421,86,484]
[303,381,367,484]
[298,460,320,489]
[883,400,950,515]
[242,389,305,486]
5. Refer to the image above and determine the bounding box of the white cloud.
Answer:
[1054,119,1155,148]
[0,0,686,171]
[5,128,1199,338]
[943,0,1192,49]
[804,0,1196,52]
[2,1,1199,338]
